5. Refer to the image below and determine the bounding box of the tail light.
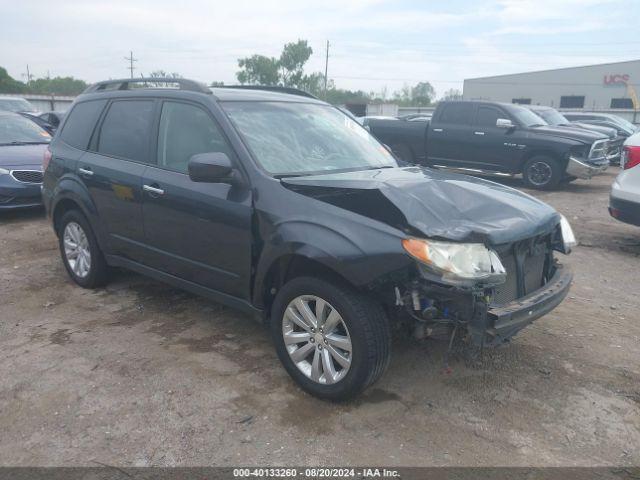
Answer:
[622,145,640,170]
[43,146,52,172]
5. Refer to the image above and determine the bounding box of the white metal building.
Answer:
[463,60,640,111]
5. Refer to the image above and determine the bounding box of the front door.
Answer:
[141,100,253,300]
[470,105,523,173]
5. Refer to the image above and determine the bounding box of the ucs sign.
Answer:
[604,74,630,85]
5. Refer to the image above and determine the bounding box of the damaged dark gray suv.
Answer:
[43,79,576,400]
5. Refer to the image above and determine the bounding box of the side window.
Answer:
[97,100,154,162]
[157,101,232,173]
[438,103,472,125]
[475,106,502,128]
[59,100,107,150]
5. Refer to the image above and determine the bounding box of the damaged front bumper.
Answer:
[484,264,572,346]
[567,156,608,179]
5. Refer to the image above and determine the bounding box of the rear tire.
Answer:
[58,210,109,289]
[270,276,391,401]
[522,156,562,190]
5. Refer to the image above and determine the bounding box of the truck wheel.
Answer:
[391,144,414,163]
[522,156,562,190]
[58,210,109,289]
[270,276,391,401]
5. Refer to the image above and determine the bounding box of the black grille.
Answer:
[493,253,518,304]
[492,235,550,305]
[11,170,43,183]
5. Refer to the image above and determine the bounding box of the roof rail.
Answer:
[220,85,318,99]
[83,78,211,95]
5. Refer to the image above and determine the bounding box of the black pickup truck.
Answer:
[366,100,610,189]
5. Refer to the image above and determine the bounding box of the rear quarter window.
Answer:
[438,103,473,124]
[59,100,107,150]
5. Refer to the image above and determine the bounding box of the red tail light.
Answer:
[622,145,640,170]
[43,146,52,172]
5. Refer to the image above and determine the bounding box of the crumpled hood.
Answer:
[282,166,560,245]
[0,144,48,168]
[532,125,606,143]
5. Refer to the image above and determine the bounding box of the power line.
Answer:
[124,51,137,79]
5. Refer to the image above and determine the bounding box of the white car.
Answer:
[610,131,640,226]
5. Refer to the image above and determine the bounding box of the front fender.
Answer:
[252,217,413,306]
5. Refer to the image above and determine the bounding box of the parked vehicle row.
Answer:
[0,111,50,209]
[366,100,611,190]
[0,95,66,135]
[41,78,576,400]
[525,105,624,164]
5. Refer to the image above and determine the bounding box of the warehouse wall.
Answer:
[463,60,640,111]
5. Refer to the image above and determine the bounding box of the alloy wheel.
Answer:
[63,221,92,278]
[527,161,553,186]
[282,295,352,385]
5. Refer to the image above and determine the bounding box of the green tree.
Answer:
[236,55,280,85]
[279,39,313,87]
[235,40,321,93]
[27,76,87,95]
[411,82,435,106]
[148,70,182,79]
[0,67,27,93]
[442,88,462,101]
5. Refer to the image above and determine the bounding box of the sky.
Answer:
[1,0,639,98]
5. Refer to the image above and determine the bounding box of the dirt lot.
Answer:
[1,169,639,467]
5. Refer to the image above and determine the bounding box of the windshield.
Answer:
[0,98,35,113]
[536,108,569,126]
[0,114,51,144]
[511,106,548,127]
[222,102,397,176]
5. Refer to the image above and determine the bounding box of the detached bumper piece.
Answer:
[609,196,640,227]
[485,265,572,346]
[567,156,608,179]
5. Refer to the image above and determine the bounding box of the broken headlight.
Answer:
[559,214,577,253]
[402,238,506,285]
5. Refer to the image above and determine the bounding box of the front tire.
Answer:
[58,210,109,288]
[522,156,562,190]
[271,277,391,401]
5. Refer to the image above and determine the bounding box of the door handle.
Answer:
[78,167,94,177]
[433,128,444,132]
[474,131,485,135]
[143,184,165,196]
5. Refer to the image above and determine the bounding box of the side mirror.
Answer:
[496,118,515,129]
[188,152,234,183]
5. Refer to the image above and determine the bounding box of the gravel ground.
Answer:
[0,169,639,467]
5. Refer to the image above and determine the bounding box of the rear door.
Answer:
[141,100,253,300]
[79,99,156,259]
[427,103,474,166]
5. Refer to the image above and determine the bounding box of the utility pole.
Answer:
[324,40,330,99]
[124,51,137,79]
[25,64,32,85]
